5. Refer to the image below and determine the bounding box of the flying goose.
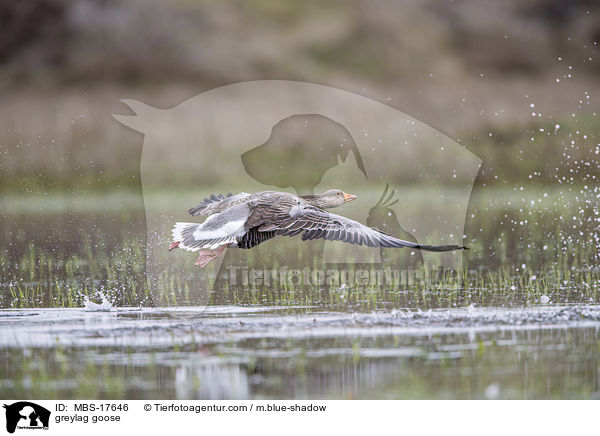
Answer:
[169,189,467,267]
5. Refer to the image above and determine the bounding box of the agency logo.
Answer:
[3,402,50,434]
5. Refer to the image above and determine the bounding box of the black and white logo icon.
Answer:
[3,402,50,434]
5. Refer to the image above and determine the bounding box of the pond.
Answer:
[1,305,599,399]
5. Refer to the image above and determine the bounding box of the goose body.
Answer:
[170,189,466,267]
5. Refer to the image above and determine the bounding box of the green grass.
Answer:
[1,185,598,310]
[1,227,598,310]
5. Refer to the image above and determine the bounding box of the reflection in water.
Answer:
[175,364,250,400]
[0,307,599,399]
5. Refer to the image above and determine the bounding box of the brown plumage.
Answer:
[170,189,467,267]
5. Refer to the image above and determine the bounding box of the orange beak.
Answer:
[343,192,357,202]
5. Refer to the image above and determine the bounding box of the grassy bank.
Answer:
[1,186,598,309]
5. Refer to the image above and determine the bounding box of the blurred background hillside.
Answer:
[0,0,599,191]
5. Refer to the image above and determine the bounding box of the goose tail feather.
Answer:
[171,222,200,250]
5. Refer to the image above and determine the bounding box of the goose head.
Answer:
[302,189,357,209]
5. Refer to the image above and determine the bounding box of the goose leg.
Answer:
[169,241,181,251]
[194,244,228,267]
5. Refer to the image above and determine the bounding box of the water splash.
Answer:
[83,290,114,312]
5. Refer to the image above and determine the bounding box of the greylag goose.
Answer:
[169,189,467,267]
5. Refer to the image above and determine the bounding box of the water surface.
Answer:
[1,304,598,399]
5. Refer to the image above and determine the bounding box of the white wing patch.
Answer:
[172,200,252,251]
[193,217,246,240]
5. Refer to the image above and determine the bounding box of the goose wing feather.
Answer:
[261,205,466,252]
[189,192,253,216]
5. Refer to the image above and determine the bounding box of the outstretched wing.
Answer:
[260,206,466,252]
[188,192,251,216]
